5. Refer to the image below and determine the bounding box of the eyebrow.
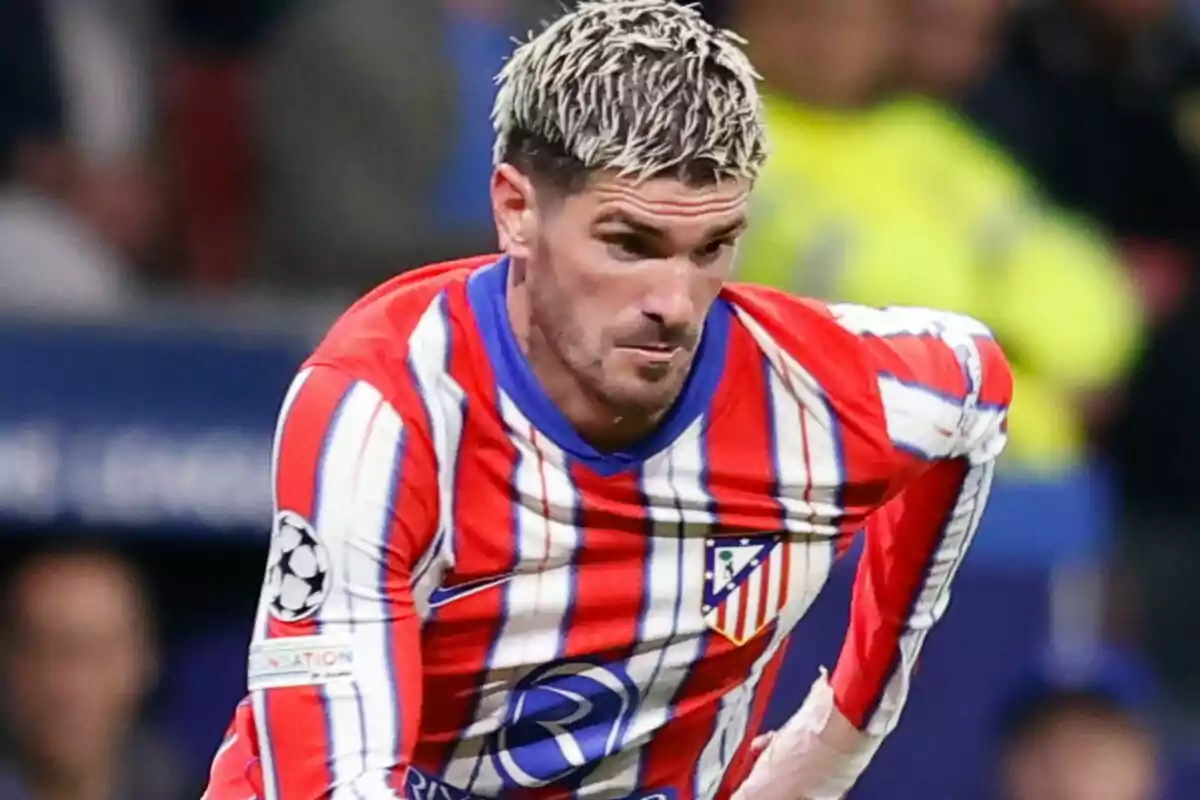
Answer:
[594,210,747,241]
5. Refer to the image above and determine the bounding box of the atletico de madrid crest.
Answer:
[702,534,791,645]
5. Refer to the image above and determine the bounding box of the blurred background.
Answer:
[0,0,1197,797]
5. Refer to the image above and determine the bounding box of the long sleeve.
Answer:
[832,458,993,734]
[733,305,1013,800]
[832,304,1013,744]
[206,364,440,799]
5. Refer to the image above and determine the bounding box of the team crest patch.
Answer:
[702,534,790,645]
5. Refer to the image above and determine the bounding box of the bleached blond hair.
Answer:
[492,0,767,190]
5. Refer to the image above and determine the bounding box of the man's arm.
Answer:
[736,306,1014,800]
[210,364,440,800]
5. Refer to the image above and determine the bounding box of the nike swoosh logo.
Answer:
[427,575,514,608]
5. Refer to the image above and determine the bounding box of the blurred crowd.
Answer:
[0,548,192,800]
[3,0,1200,798]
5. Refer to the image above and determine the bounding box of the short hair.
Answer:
[493,0,768,194]
[0,543,157,644]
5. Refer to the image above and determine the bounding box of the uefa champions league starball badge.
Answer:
[265,511,332,622]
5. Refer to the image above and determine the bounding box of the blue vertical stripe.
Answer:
[462,394,524,792]
[312,382,357,794]
[373,421,409,788]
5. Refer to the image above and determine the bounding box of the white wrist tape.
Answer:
[732,669,881,800]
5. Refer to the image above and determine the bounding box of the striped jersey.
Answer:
[204,254,1012,800]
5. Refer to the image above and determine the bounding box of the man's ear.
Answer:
[491,163,539,259]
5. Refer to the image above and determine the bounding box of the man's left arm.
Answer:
[735,307,1014,800]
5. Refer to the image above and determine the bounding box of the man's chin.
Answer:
[599,377,687,420]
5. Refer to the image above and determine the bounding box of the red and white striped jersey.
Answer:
[204,254,1012,800]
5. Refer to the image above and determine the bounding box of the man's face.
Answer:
[2,557,154,773]
[739,0,898,106]
[1003,715,1160,800]
[522,174,749,417]
[902,0,1008,96]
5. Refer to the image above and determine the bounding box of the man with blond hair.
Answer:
[204,2,1013,798]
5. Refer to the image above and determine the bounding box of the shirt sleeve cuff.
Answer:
[734,669,884,800]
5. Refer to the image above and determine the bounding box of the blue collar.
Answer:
[467,257,730,476]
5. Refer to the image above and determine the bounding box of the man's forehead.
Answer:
[585,175,750,229]
[11,556,146,621]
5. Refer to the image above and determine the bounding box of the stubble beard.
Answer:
[526,251,685,429]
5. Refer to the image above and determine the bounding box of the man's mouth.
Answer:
[619,343,682,363]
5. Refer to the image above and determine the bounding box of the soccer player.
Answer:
[203,2,1012,799]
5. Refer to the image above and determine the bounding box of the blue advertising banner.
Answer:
[0,319,308,534]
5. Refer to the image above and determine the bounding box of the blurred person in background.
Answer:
[954,0,1200,725]
[44,0,161,267]
[996,686,1161,800]
[733,0,1141,474]
[0,0,160,317]
[902,0,1008,102]
[159,0,296,289]
[962,0,1199,274]
[250,0,560,295]
[0,548,193,800]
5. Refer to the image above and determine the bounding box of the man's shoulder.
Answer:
[723,283,881,395]
[822,301,1013,464]
[724,287,1012,463]
[321,254,495,348]
[722,282,849,347]
[727,283,1004,380]
[304,254,496,396]
[825,302,1011,401]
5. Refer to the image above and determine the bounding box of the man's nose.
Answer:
[641,259,695,330]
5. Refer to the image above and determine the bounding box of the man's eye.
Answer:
[604,234,653,260]
[694,239,732,264]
